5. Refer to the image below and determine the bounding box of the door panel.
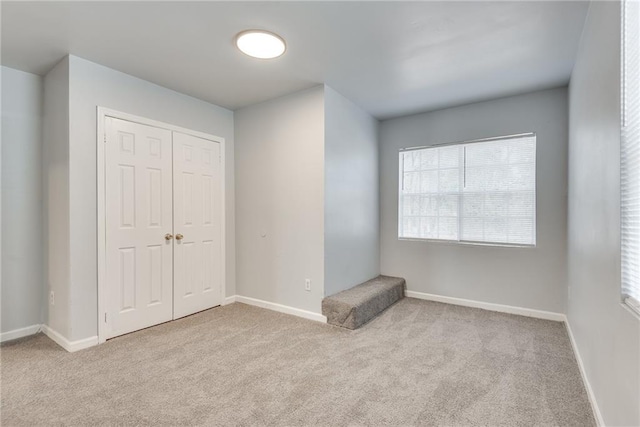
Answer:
[105,117,173,338]
[173,132,223,318]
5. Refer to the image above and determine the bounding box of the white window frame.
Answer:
[621,0,640,316]
[397,133,537,248]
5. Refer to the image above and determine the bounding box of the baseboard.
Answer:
[405,290,566,321]
[0,324,41,343]
[223,295,236,305]
[234,295,327,323]
[564,319,605,426]
[41,325,98,353]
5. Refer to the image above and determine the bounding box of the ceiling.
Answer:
[1,1,589,119]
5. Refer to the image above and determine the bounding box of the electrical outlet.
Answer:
[49,291,55,306]
[305,279,311,291]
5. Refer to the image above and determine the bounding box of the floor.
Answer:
[1,298,594,426]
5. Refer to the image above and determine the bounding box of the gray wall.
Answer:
[42,57,71,337]
[567,2,640,425]
[1,67,44,333]
[324,86,380,296]
[57,55,235,341]
[380,88,568,313]
[235,86,326,313]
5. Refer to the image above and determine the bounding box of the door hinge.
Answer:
[104,312,107,323]
[104,134,107,143]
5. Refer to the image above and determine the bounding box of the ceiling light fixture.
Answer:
[235,30,286,59]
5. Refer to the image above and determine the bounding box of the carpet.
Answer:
[0,298,594,426]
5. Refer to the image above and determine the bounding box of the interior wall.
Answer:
[0,67,44,334]
[235,86,325,313]
[65,55,235,341]
[42,57,71,337]
[324,85,380,296]
[567,2,640,425]
[379,87,568,313]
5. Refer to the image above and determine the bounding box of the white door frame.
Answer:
[96,107,226,344]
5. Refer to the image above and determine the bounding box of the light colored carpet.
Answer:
[1,298,594,426]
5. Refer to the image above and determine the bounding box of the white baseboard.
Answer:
[0,324,41,343]
[223,295,236,305]
[41,325,98,353]
[234,295,327,323]
[564,319,605,426]
[405,290,566,321]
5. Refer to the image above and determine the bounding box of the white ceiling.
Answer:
[1,1,589,119]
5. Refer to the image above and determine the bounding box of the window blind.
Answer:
[398,134,536,246]
[622,0,640,313]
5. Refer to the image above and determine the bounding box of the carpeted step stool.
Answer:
[322,275,406,329]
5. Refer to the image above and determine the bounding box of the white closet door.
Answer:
[105,117,174,338]
[173,132,223,318]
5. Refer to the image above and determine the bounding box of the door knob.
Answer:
[175,234,184,241]
[165,233,173,241]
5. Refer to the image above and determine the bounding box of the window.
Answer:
[398,134,536,246]
[622,0,640,314]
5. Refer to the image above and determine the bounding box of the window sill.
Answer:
[623,297,640,319]
[397,237,536,249]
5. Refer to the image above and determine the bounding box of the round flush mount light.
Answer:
[235,30,286,59]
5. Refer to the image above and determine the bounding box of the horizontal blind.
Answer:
[461,136,536,245]
[398,134,536,246]
[622,0,640,312]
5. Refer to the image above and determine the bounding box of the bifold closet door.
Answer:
[173,132,223,319]
[105,117,174,338]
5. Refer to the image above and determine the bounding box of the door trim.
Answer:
[96,107,226,344]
